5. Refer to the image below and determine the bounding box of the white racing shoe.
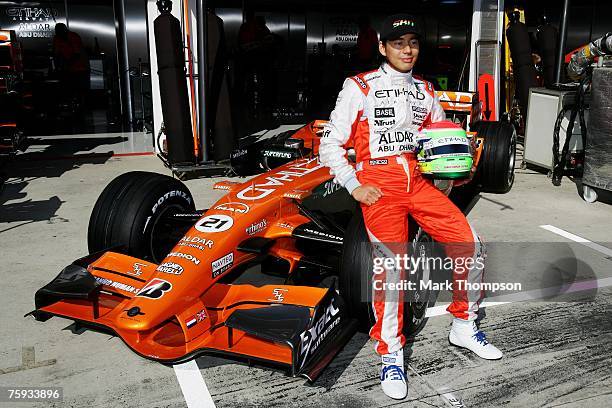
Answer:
[380,349,407,400]
[449,318,503,360]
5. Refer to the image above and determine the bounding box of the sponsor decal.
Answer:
[268,288,288,303]
[412,106,428,113]
[178,236,214,250]
[130,263,146,277]
[379,131,415,144]
[382,355,399,364]
[177,242,209,251]
[167,252,200,265]
[246,219,268,235]
[393,19,415,28]
[263,150,294,159]
[231,149,247,159]
[136,278,172,299]
[304,228,343,242]
[212,253,234,278]
[299,298,341,368]
[334,21,358,43]
[352,76,367,89]
[322,129,331,138]
[173,213,203,218]
[156,262,184,275]
[374,88,425,100]
[374,119,396,127]
[413,113,427,121]
[236,158,323,201]
[321,180,341,197]
[374,107,395,118]
[369,159,388,166]
[125,306,144,317]
[6,7,58,39]
[186,309,207,329]
[283,190,308,199]
[432,136,470,145]
[95,277,139,294]
[277,222,294,230]
[152,190,192,214]
[195,215,234,233]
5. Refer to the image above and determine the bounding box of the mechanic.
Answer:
[319,14,503,400]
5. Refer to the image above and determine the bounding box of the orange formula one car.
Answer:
[31,92,516,381]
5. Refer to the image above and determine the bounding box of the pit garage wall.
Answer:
[469,0,504,121]
[147,0,474,155]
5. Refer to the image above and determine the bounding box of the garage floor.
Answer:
[1,144,611,408]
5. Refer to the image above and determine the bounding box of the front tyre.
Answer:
[88,171,195,262]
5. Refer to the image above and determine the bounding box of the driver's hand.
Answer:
[453,164,477,187]
[352,185,383,206]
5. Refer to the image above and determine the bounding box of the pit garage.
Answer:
[1,0,612,407]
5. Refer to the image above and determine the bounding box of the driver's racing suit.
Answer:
[319,63,484,355]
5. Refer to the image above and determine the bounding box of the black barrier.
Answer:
[154,7,195,165]
[537,22,559,89]
[506,14,539,115]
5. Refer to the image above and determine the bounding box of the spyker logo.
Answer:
[299,299,341,368]
[131,263,146,276]
[267,288,288,303]
[136,278,172,299]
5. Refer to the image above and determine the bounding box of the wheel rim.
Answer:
[407,235,433,328]
[149,204,184,263]
[507,130,517,187]
[583,186,598,203]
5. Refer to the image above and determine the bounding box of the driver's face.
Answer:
[379,33,420,73]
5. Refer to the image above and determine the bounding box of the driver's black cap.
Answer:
[380,14,423,41]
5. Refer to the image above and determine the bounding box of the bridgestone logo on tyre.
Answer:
[152,190,192,214]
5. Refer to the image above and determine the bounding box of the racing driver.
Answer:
[319,14,503,400]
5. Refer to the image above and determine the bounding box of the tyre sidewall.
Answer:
[473,121,516,193]
[117,176,195,261]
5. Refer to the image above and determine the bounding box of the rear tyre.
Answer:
[339,209,438,337]
[471,121,517,193]
[88,171,195,262]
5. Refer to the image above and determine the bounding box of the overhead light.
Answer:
[441,35,451,40]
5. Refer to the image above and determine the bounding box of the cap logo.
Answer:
[393,19,415,28]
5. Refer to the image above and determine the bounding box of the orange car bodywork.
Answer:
[34,105,484,378]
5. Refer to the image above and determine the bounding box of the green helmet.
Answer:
[417,122,473,179]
